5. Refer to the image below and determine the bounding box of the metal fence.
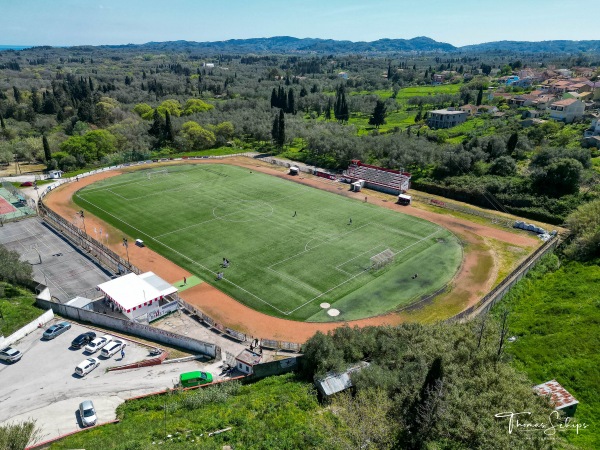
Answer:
[448,235,561,322]
[35,153,560,352]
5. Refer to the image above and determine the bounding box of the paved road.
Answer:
[0,320,209,444]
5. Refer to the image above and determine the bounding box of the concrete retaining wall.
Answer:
[0,309,54,347]
[36,299,221,359]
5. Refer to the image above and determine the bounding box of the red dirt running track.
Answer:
[44,159,538,343]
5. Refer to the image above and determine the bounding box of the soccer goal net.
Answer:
[370,248,395,271]
[146,169,169,179]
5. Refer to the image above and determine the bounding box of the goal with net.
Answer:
[370,248,395,271]
[146,169,169,180]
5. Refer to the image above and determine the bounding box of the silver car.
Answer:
[0,347,22,363]
[79,400,97,427]
[42,321,71,340]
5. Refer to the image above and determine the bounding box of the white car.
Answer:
[0,346,23,363]
[100,339,126,359]
[75,357,100,377]
[84,335,112,354]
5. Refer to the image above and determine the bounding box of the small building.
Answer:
[534,380,579,417]
[314,361,370,397]
[47,170,63,179]
[547,98,585,123]
[65,296,94,310]
[427,109,468,129]
[96,272,178,322]
[203,63,215,68]
[235,349,263,375]
[397,194,412,205]
[338,72,349,79]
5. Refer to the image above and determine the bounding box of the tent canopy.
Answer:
[97,272,169,311]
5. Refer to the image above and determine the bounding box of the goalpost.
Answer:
[146,168,169,180]
[370,248,395,271]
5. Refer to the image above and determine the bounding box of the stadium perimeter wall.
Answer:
[36,298,221,359]
[449,234,561,322]
[37,154,559,345]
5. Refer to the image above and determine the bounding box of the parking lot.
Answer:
[0,217,111,302]
[0,320,211,444]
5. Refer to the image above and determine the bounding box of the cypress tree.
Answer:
[13,86,21,103]
[42,135,51,162]
[277,109,285,148]
[270,88,278,108]
[0,113,5,129]
[287,89,295,114]
[476,87,483,106]
[325,98,332,120]
[271,113,279,145]
[164,110,175,143]
[368,100,387,128]
[506,132,519,154]
[31,88,41,112]
[387,62,392,80]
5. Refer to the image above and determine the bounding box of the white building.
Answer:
[97,272,178,322]
[427,109,468,129]
[547,98,585,123]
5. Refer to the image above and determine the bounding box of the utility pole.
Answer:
[79,210,87,234]
[123,237,130,267]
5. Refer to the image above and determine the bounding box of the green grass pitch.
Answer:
[74,164,463,322]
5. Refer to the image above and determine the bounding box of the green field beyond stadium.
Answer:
[74,164,463,322]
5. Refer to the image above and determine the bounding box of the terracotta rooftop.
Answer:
[533,380,579,409]
[551,98,579,106]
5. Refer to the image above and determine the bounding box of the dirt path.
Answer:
[43,159,539,343]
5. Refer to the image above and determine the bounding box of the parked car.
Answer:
[100,340,126,359]
[70,332,97,349]
[78,400,97,427]
[84,335,112,354]
[0,346,23,363]
[43,321,71,340]
[75,358,100,377]
[179,371,213,388]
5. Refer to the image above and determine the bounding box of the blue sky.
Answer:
[1,0,597,47]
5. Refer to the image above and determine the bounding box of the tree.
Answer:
[334,85,349,122]
[324,389,395,450]
[42,135,51,162]
[0,420,41,450]
[274,109,285,148]
[532,157,583,196]
[164,110,175,144]
[0,246,33,285]
[325,98,332,120]
[506,132,519,154]
[183,99,214,115]
[368,100,387,128]
[564,199,600,260]
[476,86,483,106]
[489,156,517,176]
[180,121,216,150]
[287,89,295,114]
[271,114,280,146]
[0,113,5,129]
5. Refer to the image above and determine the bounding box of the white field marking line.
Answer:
[155,200,272,238]
[285,228,443,315]
[40,267,70,299]
[106,188,128,200]
[155,190,312,239]
[265,267,323,295]
[76,195,288,315]
[334,243,389,273]
[268,223,372,269]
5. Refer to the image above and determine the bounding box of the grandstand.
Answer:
[345,160,411,195]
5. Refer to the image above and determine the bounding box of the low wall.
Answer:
[0,309,54,347]
[250,356,301,380]
[36,299,221,359]
[449,235,561,322]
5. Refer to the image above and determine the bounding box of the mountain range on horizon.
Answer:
[3,36,600,54]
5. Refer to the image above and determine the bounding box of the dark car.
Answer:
[71,332,97,349]
[42,321,71,340]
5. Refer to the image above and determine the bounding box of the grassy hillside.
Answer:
[0,283,44,337]
[51,374,332,450]
[493,257,600,449]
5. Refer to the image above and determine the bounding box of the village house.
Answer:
[427,109,468,129]
[547,98,585,123]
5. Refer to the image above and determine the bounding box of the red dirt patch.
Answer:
[43,160,539,343]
